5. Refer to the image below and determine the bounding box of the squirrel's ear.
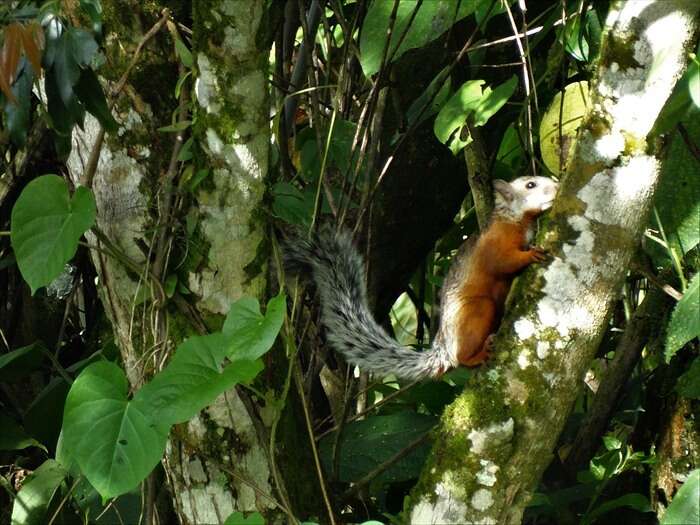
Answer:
[493,179,514,202]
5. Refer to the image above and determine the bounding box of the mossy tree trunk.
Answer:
[66,1,316,523]
[408,2,699,523]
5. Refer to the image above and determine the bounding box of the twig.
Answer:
[82,9,172,189]
[342,432,430,499]
[295,364,337,524]
[111,10,172,97]
[504,0,537,177]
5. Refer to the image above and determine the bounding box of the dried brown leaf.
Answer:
[2,23,23,85]
[0,67,15,103]
[20,23,43,76]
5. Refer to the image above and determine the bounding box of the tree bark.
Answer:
[408,2,699,523]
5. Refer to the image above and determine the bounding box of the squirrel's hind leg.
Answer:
[455,298,496,367]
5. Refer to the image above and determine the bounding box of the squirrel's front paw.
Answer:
[530,246,549,263]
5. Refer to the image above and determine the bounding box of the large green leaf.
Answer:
[134,294,284,425]
[359,0,482,76]
[10,459,67,525]
[5,59,34,147]
[661,469,700,525]
[222,294,286,360]
[133,332,263,425]
[11,175,96,294]
[653,117,700,258]
[319,412,436,485]
[584,493,651,525]
[61,361,169,499]
[74,68,118,133]
[224,512,265,525]
[434,76,517,154]
[666,273,700,361]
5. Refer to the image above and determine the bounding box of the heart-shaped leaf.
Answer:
[11,175,96,294]
[62,361,169,499]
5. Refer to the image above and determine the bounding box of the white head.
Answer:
[493,176,558,220]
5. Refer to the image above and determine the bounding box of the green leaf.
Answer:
[10,459,67,525]
[602,435,622,451]
[652,117,700,258]
[272,181,311,226]
[359,0,480,76]
[74,68,118,133]
[434,76,517,154]
[222,294,286,360]
[0,343,45,382]
[319,412,436,485]
[134,294,284,424]
[224,512,265,525]
[62,361,169,498]
[661,469,700,525]
[79,0,103,34]
[67,28,98,68]
[585,493,651,525]
[562,15,589,62]
[0,414,44,451]
[133,332,263,425]
[434,80,484,146]
[174,38,193,68]
[5,59,34,147]
[676,357,700,399]
[472,76,517,126]
[158,120,192,132]
[666,273,700,361]
[11,175,96,294]
[53,32,81,107]
[45,66,80,135]
[689,58,700,109]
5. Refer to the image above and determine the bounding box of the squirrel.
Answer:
[284,175,559,380]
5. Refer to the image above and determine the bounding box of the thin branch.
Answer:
[295,365,337,525]
[342,432,430,499]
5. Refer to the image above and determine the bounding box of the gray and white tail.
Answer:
[284,228,453,380]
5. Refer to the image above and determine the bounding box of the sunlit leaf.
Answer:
[666,273,700,361]
[10,175,96,294]
[62,361,169,498]
[10,459,67,525]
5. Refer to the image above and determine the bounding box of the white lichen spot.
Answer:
[514,318,536,340]
[187,458,207,483]
[538,259,591,338]
[578,159,657,229]
[486,368,500,382]
[471,488,494,511]
[411,475,472,524]
[555,339,566,350]
[468,418,515,454]
[476,460,499,487]
[195,55,221,114]
[517,350,531,370]
[536,341,550,360]
[543,372,557,387]
[118,108,145,136]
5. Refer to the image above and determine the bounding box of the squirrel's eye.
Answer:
[526,181,537,189]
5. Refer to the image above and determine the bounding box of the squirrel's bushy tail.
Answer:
[284,228,452,380]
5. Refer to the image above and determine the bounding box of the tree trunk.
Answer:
[408,1,699,523]
[65,1,310,523]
